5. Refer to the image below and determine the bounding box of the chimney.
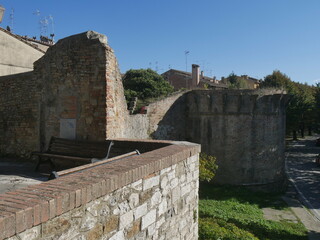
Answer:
[0,6,5,23]
[192,64,200,88]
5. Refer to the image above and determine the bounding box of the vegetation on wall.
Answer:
[260,70,318,137]
[199,153,218,182]
[122,69,174,101]
[224,73,249,89]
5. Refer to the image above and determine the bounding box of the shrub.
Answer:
[199,217,258,240]
[199,153,218,182]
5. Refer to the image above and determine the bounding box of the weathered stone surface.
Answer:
[141,209,157,230]
[143,176,160,191]
[104,215,119,234]
[134,203,148,220]
[119,210,133,229]
[6,153,198,240]
[126,219,141,239]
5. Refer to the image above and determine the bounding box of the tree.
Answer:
[260,70,293,90]
[260,70,317,138]
[225,73,249,89]
[199,153,218,182]
[314,83,320,132]
[122,69,173,100]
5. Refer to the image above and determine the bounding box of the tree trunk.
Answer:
[293,130,297,140]
[301,128,304,138]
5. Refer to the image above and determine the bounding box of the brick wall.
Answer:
[0,31,130,156]
[1,140,200,240]
[0,72,40,156]
[34,31,128,150]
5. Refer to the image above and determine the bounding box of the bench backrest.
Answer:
[48,137,111,158]
[47,137,171,159]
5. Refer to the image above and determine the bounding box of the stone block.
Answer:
[119,210,133,229]
[17,225,41,240]
[151,190,162,207]
[134,203,148,220]
[129,193,139,209]
[143,176,160,191]
[108,230,125,240]
[126,219,140,239]
[104,215,119,234]
[141,209,156,230]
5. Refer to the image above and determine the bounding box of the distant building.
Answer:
[0,27,53,76]
[240,75,261,89]
[162,64,227,90]
[221,74,261,89]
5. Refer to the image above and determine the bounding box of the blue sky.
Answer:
[1,0,319,85]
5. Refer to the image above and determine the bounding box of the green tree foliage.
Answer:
[260,70,317,137]
[199,153,218,182]
[261,70,292,90]
[315,83,320,131]
[122,69,174,100]
[225,73,249,89]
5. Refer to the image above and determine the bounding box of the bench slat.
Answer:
[33,152,92,162]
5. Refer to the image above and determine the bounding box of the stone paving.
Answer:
[285,135,320,240]
[0,158,46,194]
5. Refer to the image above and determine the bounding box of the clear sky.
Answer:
[0,0,319,85]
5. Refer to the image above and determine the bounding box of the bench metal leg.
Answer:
[35,156,55,172]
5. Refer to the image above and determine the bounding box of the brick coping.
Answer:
[0,140,200,239]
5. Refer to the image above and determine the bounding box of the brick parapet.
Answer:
[1,140,200,240]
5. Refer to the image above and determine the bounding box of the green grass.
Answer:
[199,184,308,240]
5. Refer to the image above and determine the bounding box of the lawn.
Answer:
[198,184,308,240]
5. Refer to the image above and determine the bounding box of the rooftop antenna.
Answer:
[9,8,14,32]
[39,16,48,35]
[48,15,55,40]
[184,50,189,72]
[0,5,5,23]
[33,10,41,37]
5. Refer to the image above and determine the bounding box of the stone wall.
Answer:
[185,89,289,187]
[34,31,128,150]
[125,92,187,140]
[0,31,130,155]
[0,72,40,156]
[1,140,200,240]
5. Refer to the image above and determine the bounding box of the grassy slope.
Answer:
[199,184,308,240]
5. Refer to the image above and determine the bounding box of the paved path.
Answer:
[285,135,320,239]
[0,158,46,194]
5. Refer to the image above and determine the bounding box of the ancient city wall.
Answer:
[125,92,187,140]
[0,31,129,155]
[185,90,289,187]
[34,31,128,150]
[1,140,200,240]
[0,72,40,156]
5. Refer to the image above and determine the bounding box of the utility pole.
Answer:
[185,50,189,72]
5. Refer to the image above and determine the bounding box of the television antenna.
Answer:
[9,8,14,32]
[48,15,54,40]
[184,50,189,72]
[39,16,49,35]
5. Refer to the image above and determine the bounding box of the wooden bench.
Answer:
[32,137,115,171]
